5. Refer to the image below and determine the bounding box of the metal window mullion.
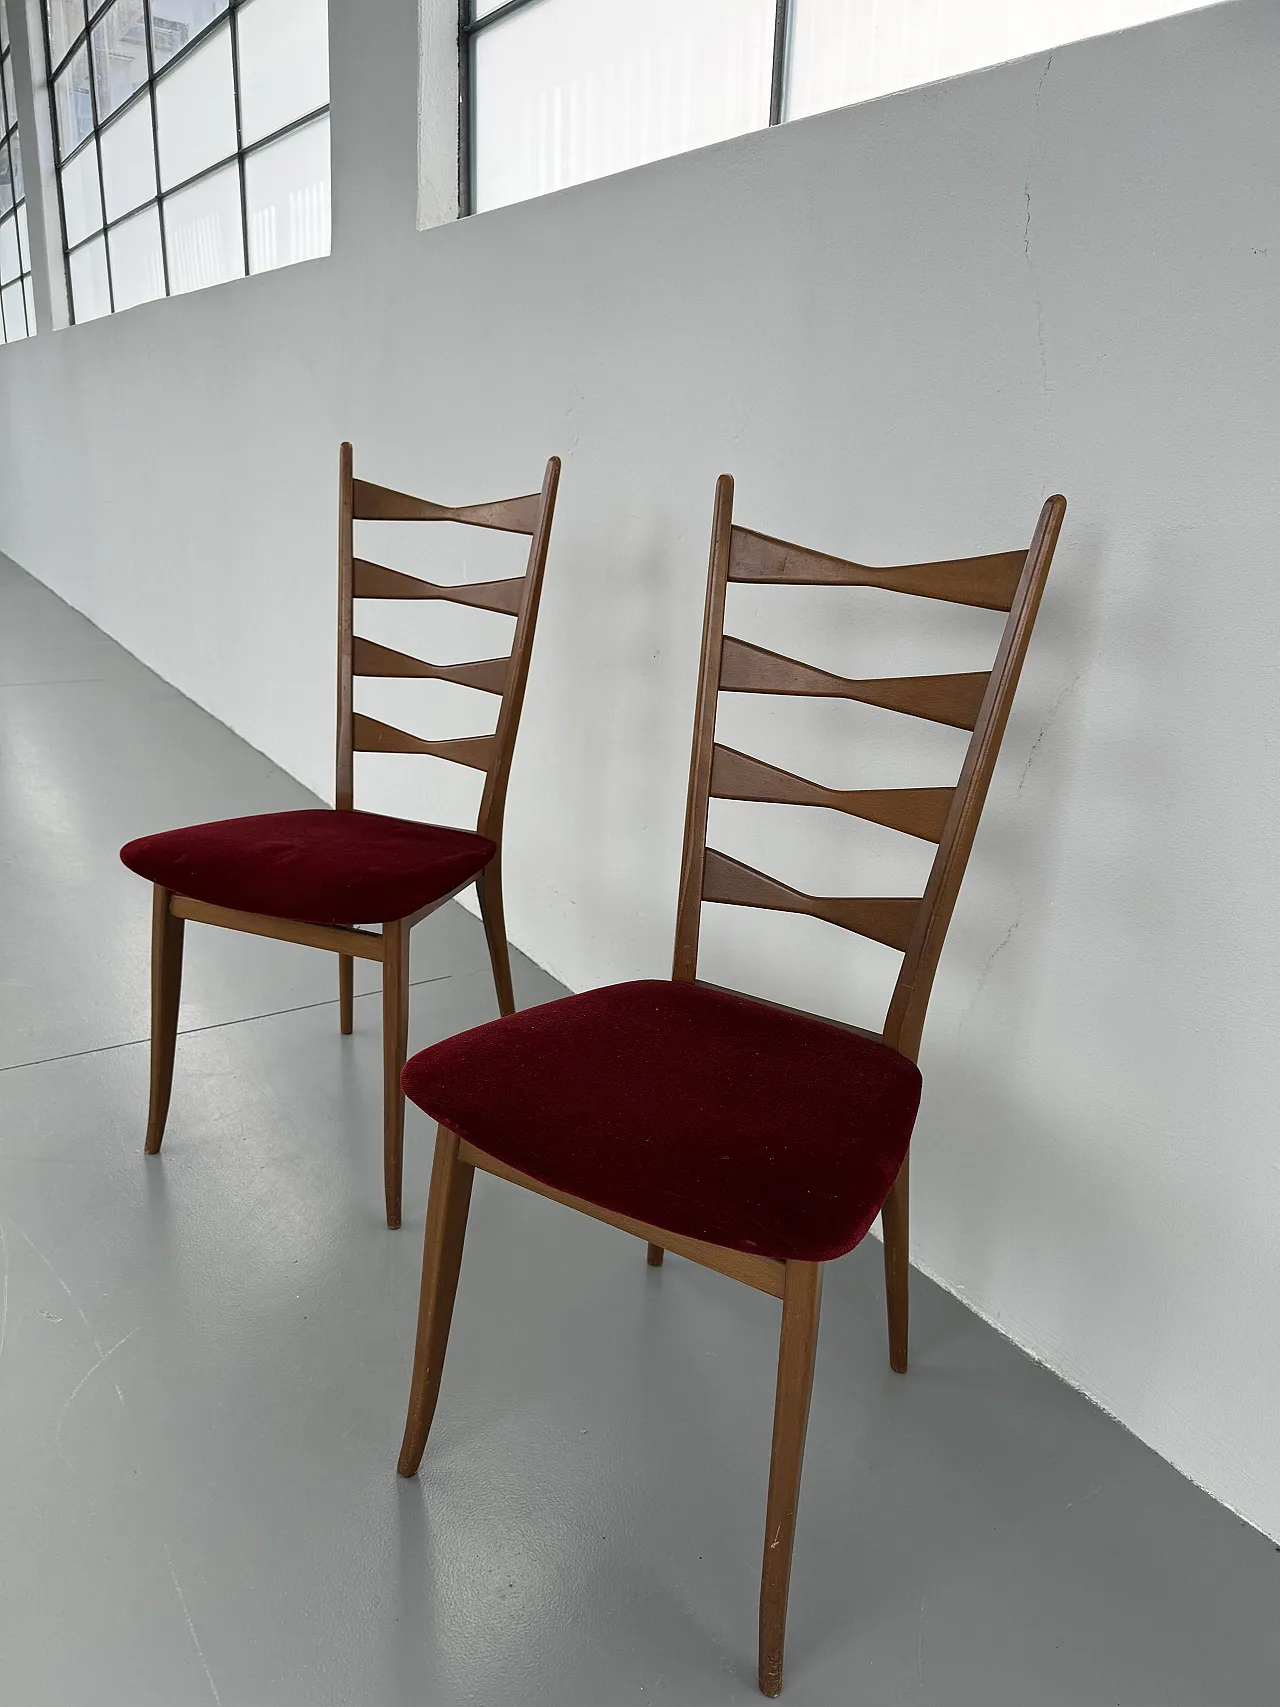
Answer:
[228,1,248,276]
[457,0,471,217]
[769,0,791,127]
[83,9,113,312]
[139,0,170,297]
[40,0,76,319]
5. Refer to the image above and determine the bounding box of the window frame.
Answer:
[0,0,35,340]
[458,0,793,218]
[42,0,331,322]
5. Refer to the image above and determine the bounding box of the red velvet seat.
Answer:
[401,978,921,1263]
[121,808,496,927]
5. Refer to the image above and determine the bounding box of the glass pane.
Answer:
[236,0,329,148]
[54,45,95,156]
[10,127,20,200]
[163,157,242,291]
[0,208,17,282]
[1,1,9,53]
[244,111,328,273]
[0,139,11,214]
[108,201,164,307]
[16,196,26,264]
[60,143,102,244]
[473,0,775,214]
[155,19,235,187]
[2,42,14,121]
[92,0,150,123]
[1,275,27,339]
[100,95,156,218]
[150,0,227,69]
[48,0,87,68]
[23,270,33,330]
[69,230,110,319]
[785,1,1215,122]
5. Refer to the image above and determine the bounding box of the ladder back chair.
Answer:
[120,445,560,1229]
[394,475,1065,1694]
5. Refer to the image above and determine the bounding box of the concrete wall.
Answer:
[1,1,1277,1540]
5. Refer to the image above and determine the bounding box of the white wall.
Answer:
[1,0,1277,1540]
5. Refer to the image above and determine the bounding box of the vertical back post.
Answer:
[335,441,355,811]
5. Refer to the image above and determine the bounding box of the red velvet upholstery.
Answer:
[121,809,495,926]
[401,979,921,1262]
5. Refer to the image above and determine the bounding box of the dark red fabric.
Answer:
[120,809,495,926]
[402,979,921,1262]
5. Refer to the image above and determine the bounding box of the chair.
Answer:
[120,444,560,1229]
[395,475,1065,1692]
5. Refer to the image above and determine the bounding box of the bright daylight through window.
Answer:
[0,0,35,340]
[465,0,1215,214]
[43,0,330,323]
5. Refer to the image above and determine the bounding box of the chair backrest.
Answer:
[336,443,561,844]
[673,475,1066,1062]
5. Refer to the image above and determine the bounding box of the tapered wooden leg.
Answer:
[144,885,185,1156]
[382,920,411,1229]
[476,862,516,1017]
[646,1243,665,1266]
[338,953,354,1035]
[881,1154,910,1374]
[758,1260,823,1698]
[398,1125,475,1476]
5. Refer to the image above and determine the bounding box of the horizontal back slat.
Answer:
[710,745,953,842]
[352,712,495,772]
[702,848,920,952]
[720,636,988,730]
[352,479,540,534]
[729,527,1026,611]
[352,637,510,694]
[353,558,526,615]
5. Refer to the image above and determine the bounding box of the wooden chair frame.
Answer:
[143,445,561,1230]
[398,475,1064,1693]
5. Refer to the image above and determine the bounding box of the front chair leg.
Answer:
[338,953,354,1035]
[881,1156,910,1374]
[398,1125,475,1476]
[476,862,516,1017]
[144,885,185,1155]
[381,920,411,1229]
[758,1260,823,1698]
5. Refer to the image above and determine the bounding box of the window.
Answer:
[464,0,1215,216]
[42,0,330,324]
[0,0,35,340]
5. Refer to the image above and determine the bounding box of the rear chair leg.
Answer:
[646,1243,665,1267]
[476,863,516,1018]
[338,953,354,1035]
[758,1260,823,1697]
[144,885,185,1155]
[382,920,411,1229]
[881,1156,910,1374]
[398,1126,475,1476]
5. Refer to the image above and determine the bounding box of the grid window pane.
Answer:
[100,94,157,218]
[1,275,26,337]
[0,207,18,282]
[92,0,150,123]
[0,0,8,53]
[472,0,775,214]
[245,110,328,273]
[150,0,227,71]
[9,127,20,199]
[2,38,13,118]
[69,230,110,318]
[48,0,86,67]
[237,0,328,147]
[0,139,12,214]
[60,140,102,244]
[22,271,32,328]
[16,195,26,262]
[164,158,242,292]
[154,19,235,188]
[54,44,94,154]
[108,201,165,307]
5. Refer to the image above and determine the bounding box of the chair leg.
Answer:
[476,862,516,1018]
[382,920,411,1230]
[646,1243,665,1266]
[338,953,354,1035]
[398,1125,475,1477]
[144,885,185,1156]
[758,1260,823,1698]
[881,1155,910,1375]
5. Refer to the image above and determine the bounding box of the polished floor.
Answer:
[1,556,1276,1707]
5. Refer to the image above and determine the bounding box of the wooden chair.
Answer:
[394,476,1065,1692]
[120,445,560,1229]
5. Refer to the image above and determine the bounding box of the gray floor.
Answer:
[0,558,1275,1707]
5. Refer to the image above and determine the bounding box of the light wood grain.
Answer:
[169,894,385,960]
[702,847,921,952]
[350,712,496,772]
[720,635,989,729]
[710,744,953,841]
[352,637,510,694]
[352,557,527,614]
[353,479,540,534]
[729,526,1026,611]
